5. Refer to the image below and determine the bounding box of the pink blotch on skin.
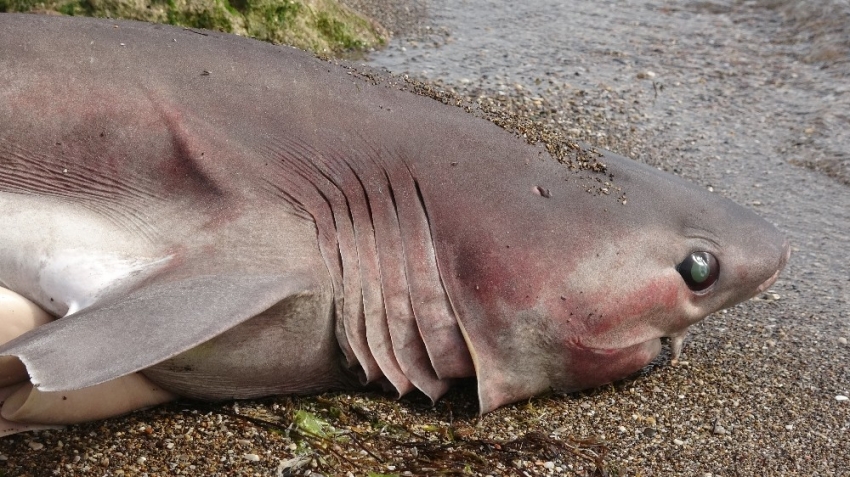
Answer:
[566,273,686,350]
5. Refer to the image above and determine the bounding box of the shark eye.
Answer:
[677,251,719,291]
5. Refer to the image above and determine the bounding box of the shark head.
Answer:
[417,139,790,413]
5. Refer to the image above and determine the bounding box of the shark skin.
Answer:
[0,14,789,433]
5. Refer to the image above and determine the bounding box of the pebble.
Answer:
[28,441,44,451]
[838,337,847,345]
[836,395,848,401]
[243,453,260,462]
[281,455,311,471]
[673,438,685,446]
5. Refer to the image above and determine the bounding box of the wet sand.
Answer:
[1,1,848,475]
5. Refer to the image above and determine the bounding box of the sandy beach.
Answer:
[1,1,848,475]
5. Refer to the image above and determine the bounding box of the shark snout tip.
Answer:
[755,239,790,294]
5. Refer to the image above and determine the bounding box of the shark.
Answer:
[0,14,789,435]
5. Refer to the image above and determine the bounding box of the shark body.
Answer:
[0,14,788,433]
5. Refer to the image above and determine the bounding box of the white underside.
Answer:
[37,250,171,316]
[0,191,170,317]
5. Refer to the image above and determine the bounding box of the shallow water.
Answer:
[371,0,850,184]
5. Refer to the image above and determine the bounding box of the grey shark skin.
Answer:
[0,14,789,425]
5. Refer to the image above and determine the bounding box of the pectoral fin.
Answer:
[0,273,313,393]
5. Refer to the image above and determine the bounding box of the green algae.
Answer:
[0,0,387,55]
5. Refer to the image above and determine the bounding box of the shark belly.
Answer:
[0,191,170,318]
